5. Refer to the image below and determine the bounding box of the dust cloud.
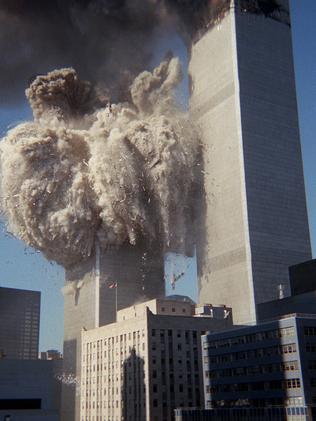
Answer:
[0,57,200,269]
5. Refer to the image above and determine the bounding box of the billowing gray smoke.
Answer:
[0,0,285,106]
[0,0,214,106]
[0,58,200,268]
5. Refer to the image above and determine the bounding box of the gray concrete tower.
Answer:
[189,0,311,324]
[61,242,164,421]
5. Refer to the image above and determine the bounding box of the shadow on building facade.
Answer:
[123,348,146,421]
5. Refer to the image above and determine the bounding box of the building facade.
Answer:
[0,286,40,360]
[189,0,312,324]
[201,314,316,418]
[80,297,232,421]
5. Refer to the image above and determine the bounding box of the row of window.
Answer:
[304,327,316,336]
[309,360,316,370]
[310,378,316,387]
[205,405,307,417]
[205,343,297,364]
[83,372,144,385]
[85,331,146,351]
[306,343,316,352]
[159,306,188,313]
[152,329,198,338]
[210,396,304,409]
[204,326,295,350]
[205,360,299,379]
[152,383,199,396]
[153,372,199,387]
[206,378,301,394]
[84,345,145,362]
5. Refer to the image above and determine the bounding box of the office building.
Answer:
[80,297,232,421]
[201,314,316,419]
[0,286,40,360]
[0,359,61,421]
[62,244,164,421]
[189,0,311,324]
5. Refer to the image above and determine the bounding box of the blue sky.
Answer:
[0,1,315,352]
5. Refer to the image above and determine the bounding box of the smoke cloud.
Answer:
[0,0,287,106]
[0,0,212,106]
[0,57,200,268]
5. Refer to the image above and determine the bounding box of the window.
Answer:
[307,343,316,352]
[286,378,301,389]
[305,327,316,336]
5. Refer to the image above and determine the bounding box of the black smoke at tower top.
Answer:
[0,0,285,106]
[0,0,213,107]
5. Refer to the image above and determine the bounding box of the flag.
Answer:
[108,282,117,289]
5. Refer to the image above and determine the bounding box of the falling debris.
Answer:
[170,271,185,290]
[0,57,200,269]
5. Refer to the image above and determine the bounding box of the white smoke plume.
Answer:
[0,57,200,269]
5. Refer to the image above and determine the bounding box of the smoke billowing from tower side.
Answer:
[0,57,200,270]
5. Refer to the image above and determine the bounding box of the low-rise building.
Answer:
[201,314,316,419]
[0,359,62,421]
[80,297,232,421]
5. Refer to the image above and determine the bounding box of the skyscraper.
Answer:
[189,0,311,324]
[0,286,40,360]
[61,243,164,421]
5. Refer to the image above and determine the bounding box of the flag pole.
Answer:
[115,283,118,322]
[95,239,100,328]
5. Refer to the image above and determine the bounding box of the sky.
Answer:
[0,1,315,353]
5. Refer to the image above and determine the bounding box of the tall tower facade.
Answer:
[61,243,164,421]
[0,287,40,360]
[189,0,311,324]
